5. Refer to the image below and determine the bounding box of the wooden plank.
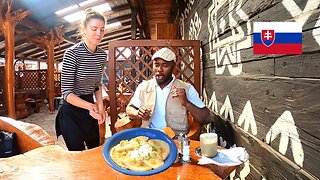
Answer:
[231,124,317,179]
[275,53,320,78]
[156,23,177,39]
[203,73,320,177]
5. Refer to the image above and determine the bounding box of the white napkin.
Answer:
[198,147,249,166]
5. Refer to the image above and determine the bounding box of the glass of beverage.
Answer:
[200,133,218,157]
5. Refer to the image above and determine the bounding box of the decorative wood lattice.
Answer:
[54,72,61,87]
[108,40,201,134]
[14,70,61,90]
[15,70,47,90]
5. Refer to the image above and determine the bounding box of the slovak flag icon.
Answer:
[253,22,302,54]
[261,30,275,47]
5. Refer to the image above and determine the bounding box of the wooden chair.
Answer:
[107,40,202,139]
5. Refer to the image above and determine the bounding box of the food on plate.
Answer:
[148,139,170,160]
[110,136,170,172]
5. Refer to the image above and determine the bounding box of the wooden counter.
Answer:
[0,141,237,179]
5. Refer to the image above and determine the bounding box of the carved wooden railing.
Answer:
[108,40,201,134]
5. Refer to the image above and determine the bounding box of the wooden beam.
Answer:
[169,0,179,23]
[20,19,48,32]
[137,0,150,38]
[14,56,47,62]
[108,14,131,24]
[15,44,38,56]
[34,42,72,59]
[63,14,132,39]
[100,32,138,46]
[102,28,136,43]
[62,35,77,44]
[24,48,44,57]
[100,36,132,50]
[131,7,137,39]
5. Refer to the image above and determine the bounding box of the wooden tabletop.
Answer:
[0,141,237,179]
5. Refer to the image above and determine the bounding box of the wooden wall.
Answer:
[156,23,178,39]
[178,0,320,179]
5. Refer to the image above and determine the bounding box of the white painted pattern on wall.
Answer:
[203,89,305,175]
[313,18,320,46]
[207,0,251,76]
[266,110,304,167]
[179,0,195,40]
[189,12,202,40]
[282,0,320,46]
[203,89,218,113]
[219,95,235,122]
[237,101,257,135]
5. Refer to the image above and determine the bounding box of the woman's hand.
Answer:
[89,104,104,124]
[97,104,106,125]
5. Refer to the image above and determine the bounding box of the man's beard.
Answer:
[156,73,173,86]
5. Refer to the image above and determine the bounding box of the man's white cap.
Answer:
[151,48,176,62]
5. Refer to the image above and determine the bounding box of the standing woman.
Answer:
[55,10,107,151]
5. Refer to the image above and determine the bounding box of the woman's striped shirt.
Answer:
[61,41,107,100]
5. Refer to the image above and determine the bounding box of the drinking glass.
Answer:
[200,133,218,157]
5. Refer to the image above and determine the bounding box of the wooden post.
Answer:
[28,26,63,112]
[4,22,15,118]
[0,1,30,118]
[47,30,55,112]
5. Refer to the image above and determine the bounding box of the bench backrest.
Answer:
[0,117,55,154]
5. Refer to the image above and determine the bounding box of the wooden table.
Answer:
[0,141,237,179]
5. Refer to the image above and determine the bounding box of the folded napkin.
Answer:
[198,147,249,166]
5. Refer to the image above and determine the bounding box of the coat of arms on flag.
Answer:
[261,30,275,47]
[253,22,302,54]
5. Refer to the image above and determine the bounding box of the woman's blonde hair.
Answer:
[78,9,105,37]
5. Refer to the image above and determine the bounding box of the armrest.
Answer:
[187,112,201,140]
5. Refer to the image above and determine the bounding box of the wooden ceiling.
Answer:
[0,0,178,63]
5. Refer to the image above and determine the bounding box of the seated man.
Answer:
[126,47,211,135]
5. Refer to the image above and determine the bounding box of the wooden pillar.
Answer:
[28,26,63,112]
[46,30,55,112]
[131,7,137,40]
[0,1,29,118]
[4,22,16,118]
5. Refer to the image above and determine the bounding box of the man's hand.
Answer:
[137,107,152,120]
[171,85,188,106]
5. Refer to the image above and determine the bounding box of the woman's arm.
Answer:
[94,86,106,124]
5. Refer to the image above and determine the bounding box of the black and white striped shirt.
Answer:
[61,41,107,100]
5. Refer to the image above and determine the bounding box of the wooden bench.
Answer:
[0,116,55,154]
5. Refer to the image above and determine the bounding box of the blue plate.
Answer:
[103,128,177,176]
